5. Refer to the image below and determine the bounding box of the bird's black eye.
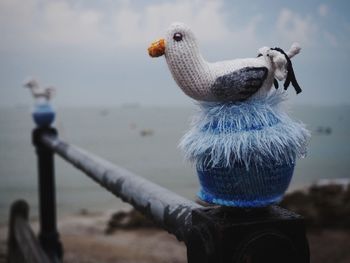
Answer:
[173,32,183,42]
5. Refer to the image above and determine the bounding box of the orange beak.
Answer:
[148,38,166,57]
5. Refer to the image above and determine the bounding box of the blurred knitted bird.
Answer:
[148,22,301,102]
[23,77,56,127]
[23,77,55,103]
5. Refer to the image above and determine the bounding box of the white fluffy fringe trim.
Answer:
[179,91,311,169]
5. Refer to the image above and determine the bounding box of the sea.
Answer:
[0,105,349,224]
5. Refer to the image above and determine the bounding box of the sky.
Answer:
[1,0,350,107]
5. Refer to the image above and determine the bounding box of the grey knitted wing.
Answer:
[211,67,268,101]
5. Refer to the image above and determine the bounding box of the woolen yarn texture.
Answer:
[180,90,310,207]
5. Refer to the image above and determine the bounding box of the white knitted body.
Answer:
[164,23,296,102]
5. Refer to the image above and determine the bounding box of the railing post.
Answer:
[32,128,63,263]
[186,206,310,263]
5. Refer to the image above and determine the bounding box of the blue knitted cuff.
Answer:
[196,161,295,207]
[32,103,55,127]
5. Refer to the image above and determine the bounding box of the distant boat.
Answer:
[315,126,332,135]
[140,129,154,137]
[129,123,137,130]
[99,109,109,116]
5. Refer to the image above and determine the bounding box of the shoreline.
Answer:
[1,209,349,263]
[0,209,186,263]
[1,181,350,263]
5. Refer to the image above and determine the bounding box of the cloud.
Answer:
[0,0,36,49]
[0,0,109,51]
[276,8,317,46]
[318,4,329,17]
[323,31,338,47]
[38,1,106,46]
[0,0,262,53]
[113,0,232,46]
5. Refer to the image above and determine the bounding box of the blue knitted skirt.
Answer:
[180,91,310,208]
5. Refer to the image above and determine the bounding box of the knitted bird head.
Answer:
[148,22,302,102]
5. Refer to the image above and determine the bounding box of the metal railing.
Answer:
[7,127,310,263]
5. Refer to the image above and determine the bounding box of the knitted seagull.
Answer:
[148,22,301,102]
[23,78,55,102]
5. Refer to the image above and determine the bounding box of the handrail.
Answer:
[20,127,311,263]
[40,131,201,241]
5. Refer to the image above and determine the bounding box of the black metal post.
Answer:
[186,206,310,263]
[32,128,63,263]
